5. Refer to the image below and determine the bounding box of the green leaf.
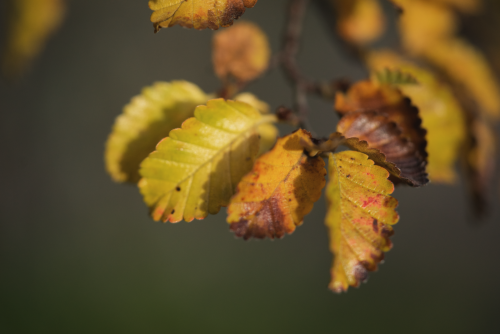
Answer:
[105,81,208,183]
[139,98,277,223]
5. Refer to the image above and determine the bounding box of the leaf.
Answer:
[392,0,500,120]
[3,0,66,76]
[423,38,500,120]
[234,92,270,114]
[333,0,386,45]
[227,129,326,240]
[338,111,428,186]
[374,68,418,86]
[105,81,209,183]
[335,80,428,186]
[367,50,467,183]
[213,22,271,83]
[234,93,279,155]
[149,0,258,32]
[326,151,399,293]
[139,98,277,223]
[391,0,457,56]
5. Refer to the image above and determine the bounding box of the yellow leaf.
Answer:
[139,98,277,223]
[149,0,258,32]
[423,38,500,120]
[333,0,386,45]
[213,22,271,82]
[227,129,326,239]
[326,151,399,293]
[392,0,456,55]
[367,50,467,183]
[105,81,209,183]
[3,0,66,76]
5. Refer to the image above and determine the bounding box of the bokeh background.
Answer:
[1,1,500,333]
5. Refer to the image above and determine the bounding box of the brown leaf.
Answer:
[212,21,271,83]
[338,111,428,186]
[149,0,258,32]
[335,81,428,186]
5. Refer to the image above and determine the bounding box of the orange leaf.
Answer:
[213,22,271,83]
[326,151,399,293]
[149,0,258,32]
[227,129,326,239]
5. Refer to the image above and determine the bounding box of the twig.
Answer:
[280,0,314,131]
[279,0,351,132]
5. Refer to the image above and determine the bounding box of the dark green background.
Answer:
[1,1,499,333]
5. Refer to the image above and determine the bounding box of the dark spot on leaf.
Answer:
[372,219,379,233]
[171,209,175,214]
[353,264,369,282]
[176,187,181,191]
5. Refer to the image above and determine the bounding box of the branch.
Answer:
[280,0,313,130]
[279,0,352,131]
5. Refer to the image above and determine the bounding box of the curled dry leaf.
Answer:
[335,80,428,186]
[227,129,326,240]
[213,22,271,83]
[326,151,399,293]
[367,50,467,183]
[139,99,277,223]
[338,111,428,186]
[332,0,386,45]
[149,0,258,32]
[105,81,208,183]
[3,0,66,76]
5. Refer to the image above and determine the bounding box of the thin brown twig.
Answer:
[280,0,314,131]
[279,0,350,131]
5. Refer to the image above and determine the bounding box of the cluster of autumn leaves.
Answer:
[4,0,499,293]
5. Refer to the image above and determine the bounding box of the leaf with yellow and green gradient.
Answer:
[105,81,208,183]
[326,151,399,293]
[139,98,277,223]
